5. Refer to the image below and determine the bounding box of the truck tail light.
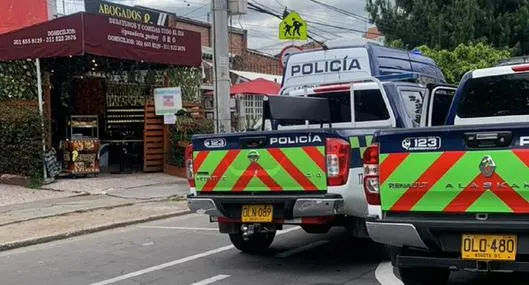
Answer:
[512,65,529,72]
[185,144,195,187]
[363,144,380,205]
[326,138,350,186]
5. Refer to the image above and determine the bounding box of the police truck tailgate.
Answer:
[191,131,328,193]
[378,124,529,214]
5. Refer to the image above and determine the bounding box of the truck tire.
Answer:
[301,224,331,234]
[398,267,450,285]
[229,231,276,253]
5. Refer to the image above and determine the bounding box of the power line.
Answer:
[247,1,329,47]
[308,21,381,35]
[307,0,370,22]
[273,0,285,9]
[248,0,380,40]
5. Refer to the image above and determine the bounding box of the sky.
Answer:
[61,0,373,55]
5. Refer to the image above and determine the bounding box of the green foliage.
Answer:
[367,0,529,55]
[166,67,201,103]
[0,104,44,180]
[415,42,511,84]
[0,61,37,100]
[167,117,214,167]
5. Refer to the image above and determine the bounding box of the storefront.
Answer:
[0,12,201,177]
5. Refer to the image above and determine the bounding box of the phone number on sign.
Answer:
[13,38,44,45]
[45,34,77,43]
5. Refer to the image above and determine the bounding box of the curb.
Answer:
[0,209,192,252]
[0,200,135,227]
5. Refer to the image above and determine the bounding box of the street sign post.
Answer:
[279,11,307,41]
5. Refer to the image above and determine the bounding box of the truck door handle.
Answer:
[239,136,267,149]
[464,131,512,148]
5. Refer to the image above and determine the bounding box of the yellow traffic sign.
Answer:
[279,11,307,40]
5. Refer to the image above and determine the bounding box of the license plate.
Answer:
[461,234,517,261]
[241,205,273,223]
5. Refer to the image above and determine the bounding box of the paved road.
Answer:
[0,214,383,285]
[0,213,528,285]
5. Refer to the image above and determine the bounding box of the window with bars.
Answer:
[239,95,264,129]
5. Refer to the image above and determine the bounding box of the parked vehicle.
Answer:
[363,62,529,284]
[186,43,455,253]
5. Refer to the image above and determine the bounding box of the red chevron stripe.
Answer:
[268,148,317,191]
[492,175,529,213]
[193,151,209,172]
[379,153,409,185]
[302,146,326,172]
[202,150,240,192]
[231,163,283,192]
[255,164,283,191]
[513,149,529,168]
[391,152,465,212]
[444,172,529,213]
[231,163,256,192]
[442,174,485,213]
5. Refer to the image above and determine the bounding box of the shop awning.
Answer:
[0,12,201,66]
[205,78,280,96]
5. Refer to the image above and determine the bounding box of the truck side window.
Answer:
[354,89,390,122]
[430,90,453,126]
[308,92,351,123]
[457,73,529,118]
[278,91,352,126]
[400,90,423,124]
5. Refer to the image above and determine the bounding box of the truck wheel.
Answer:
[301,224,331,234]
[229,231,276,253]
[398,267,449,285]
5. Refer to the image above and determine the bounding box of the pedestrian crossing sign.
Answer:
[279,11,307,40]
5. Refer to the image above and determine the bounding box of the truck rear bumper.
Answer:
[366,221,428,249]
[397,255,529,272]
[367,214,529,253]
[187,194,345,219]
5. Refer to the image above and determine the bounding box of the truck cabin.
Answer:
[266,44,455,130]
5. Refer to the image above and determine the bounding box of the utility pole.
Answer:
[211,0,231,133]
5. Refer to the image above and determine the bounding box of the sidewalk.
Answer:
[0,173,192,251]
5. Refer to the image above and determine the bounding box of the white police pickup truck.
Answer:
[185,43,457,253]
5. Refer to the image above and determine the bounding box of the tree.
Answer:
[367,0,529,55]
[412,42,511,84]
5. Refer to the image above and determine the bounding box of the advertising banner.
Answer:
[0,13,201,67]
[83,13,201,66]
[85,0,179,28]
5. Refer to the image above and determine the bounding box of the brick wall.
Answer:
[232,50,282,75]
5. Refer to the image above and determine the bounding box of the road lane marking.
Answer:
[189,274,230,285]
[138,226,218,231]
[88,226,300,285]
[278,226,301,234]
[88,245,234,285]
[275,240,329,258]
[375,262,403,285]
